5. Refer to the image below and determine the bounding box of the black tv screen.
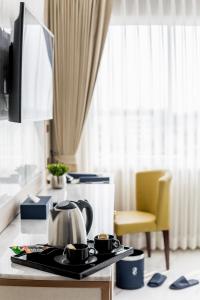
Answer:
[0,28,10,119]
[9,2,54,123]
[0,28,10,94]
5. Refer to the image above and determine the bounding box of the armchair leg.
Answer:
[162,230,170,270]
[145,232,151,257]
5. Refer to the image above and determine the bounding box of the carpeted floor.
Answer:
[114,250,200,299]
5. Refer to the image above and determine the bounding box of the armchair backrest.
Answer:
[136,170,172,230]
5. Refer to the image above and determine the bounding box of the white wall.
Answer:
[0,0,46,211]
[0,0,44,27]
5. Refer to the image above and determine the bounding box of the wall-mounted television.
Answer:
[9,2,54,123]
[0,28,10,119]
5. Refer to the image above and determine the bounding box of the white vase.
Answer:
[51,175,66,189]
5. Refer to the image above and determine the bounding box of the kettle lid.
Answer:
[55,200,76,210]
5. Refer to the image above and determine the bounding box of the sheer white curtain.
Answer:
[78,0,200,250]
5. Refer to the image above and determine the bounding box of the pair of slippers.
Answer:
[147,273,199,290]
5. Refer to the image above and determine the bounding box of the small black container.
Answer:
[116,249,144,289]
[65,244,96,263]
[94,235,120,253]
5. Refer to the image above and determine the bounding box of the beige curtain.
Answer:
[45,0,112,168]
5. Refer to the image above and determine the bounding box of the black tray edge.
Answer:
[11,247,134,280]
[79,247,133,278]
[11,255,82,280]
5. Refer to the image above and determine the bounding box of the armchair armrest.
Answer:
[156,172,172,230]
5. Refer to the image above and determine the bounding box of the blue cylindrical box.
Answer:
[116,249,144,289]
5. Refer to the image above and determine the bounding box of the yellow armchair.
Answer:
[114,170,172,270]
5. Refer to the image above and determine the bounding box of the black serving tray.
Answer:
[11,244,133,280]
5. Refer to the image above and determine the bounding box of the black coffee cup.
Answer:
[94,234,120,253]
[65,243,96,263]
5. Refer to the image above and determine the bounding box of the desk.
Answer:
[0,183,115,300]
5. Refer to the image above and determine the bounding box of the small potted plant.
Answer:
[47,163,69,189]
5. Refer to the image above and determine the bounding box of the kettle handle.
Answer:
[76,199,93,234]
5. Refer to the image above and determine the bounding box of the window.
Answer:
[79,24,200,249]
[81,25,200,170]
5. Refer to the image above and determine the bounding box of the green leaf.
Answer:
[47,163,69,176]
